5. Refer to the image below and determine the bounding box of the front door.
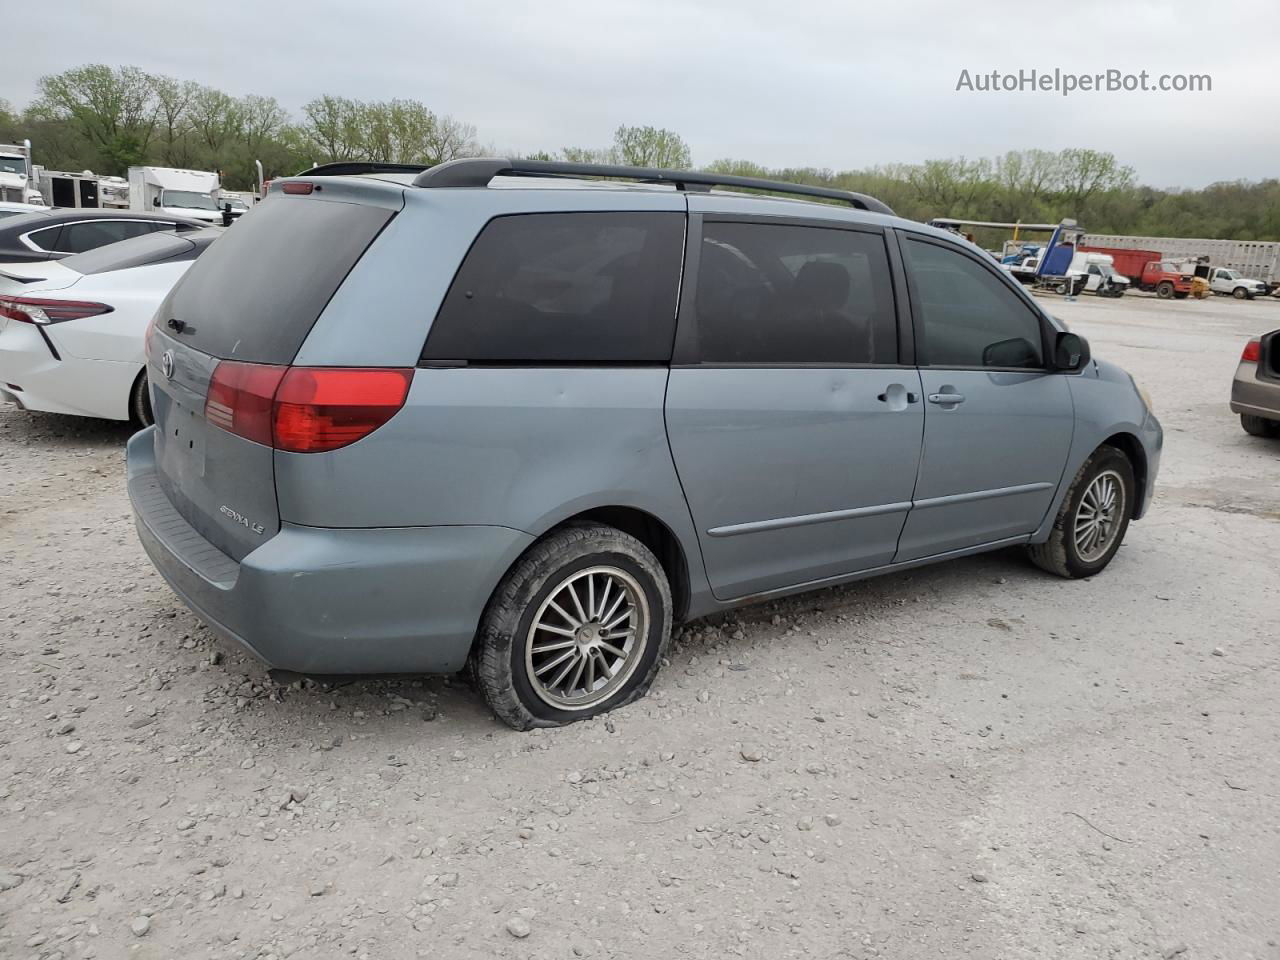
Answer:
[666,214,922,600]
[894,233,1074,561]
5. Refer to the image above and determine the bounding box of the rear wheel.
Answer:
[471,524,672,729]
[1028,446,1135,579]
[1241,413,1280,438]
[129,370,154,427]
[1156,282,1174,299]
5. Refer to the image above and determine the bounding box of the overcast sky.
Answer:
[4,0,1276,189]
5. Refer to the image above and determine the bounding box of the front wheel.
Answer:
[471,524,672,729]
[1232,287,1248,300]
[1156,282,1174,299]
[1028,446,1135,579]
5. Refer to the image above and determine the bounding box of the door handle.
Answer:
[927,392,966,405]
[877,385,919,405]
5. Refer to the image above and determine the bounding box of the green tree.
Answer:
[32,65,158,174]
[613,125,690,168]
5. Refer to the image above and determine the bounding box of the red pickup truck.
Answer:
[1079,245,1194,298]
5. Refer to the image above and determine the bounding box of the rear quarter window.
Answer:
[422,212,685,364]
[161,198,394,363]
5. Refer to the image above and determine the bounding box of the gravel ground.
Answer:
[2,292,1278,960]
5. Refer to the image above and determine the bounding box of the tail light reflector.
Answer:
[1241,339,1261,363]
[281,182,315,195]
[0,296,113,324]
[204,362,412,452]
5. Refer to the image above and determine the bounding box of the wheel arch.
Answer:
[549,506,692,623]
[1100,431,1146,518]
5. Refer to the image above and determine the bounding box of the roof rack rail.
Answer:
[410,158,895,215]
[294,161,431,178]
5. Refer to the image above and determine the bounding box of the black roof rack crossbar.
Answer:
[295,161,432,178]
[410,158,895,215]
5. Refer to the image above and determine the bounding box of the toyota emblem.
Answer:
[161,350,175,380]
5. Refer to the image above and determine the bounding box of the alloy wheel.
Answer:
[525,565,650,710]
[1074,469,1126,562]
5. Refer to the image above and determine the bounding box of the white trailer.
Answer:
[0,140,41,205]
[34,167,103,208]
[1082,233,1280,286]
[127,166,222,224]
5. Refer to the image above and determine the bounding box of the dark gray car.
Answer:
[0,208,206,263]
[127,158,1163,728]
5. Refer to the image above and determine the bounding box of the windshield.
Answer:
[161,189,219,211]
[0,156,26,175]
[1219,269,1238,279]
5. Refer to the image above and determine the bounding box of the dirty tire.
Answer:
[1232,286,1248,300]
[1240,413,1280,438]
[1156,281,1174,299]
[471,524,672,730]
[129,370,154,428]
[1028,445,1135,579]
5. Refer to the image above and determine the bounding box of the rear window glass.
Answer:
[62,230,202,275]
[423,212,685,364]
[161,198,392,363]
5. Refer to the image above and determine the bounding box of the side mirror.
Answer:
[983,337,1040,367]
[152,196,160,207]
[1054,331,1090,371]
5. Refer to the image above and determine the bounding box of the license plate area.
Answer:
[155,389,207,483]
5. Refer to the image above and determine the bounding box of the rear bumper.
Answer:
[0,319,137,420]
[1230,363,1280,419]
[127,427,534,674]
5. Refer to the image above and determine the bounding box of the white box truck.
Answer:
[0,140,42,205]
[127,166,222,224]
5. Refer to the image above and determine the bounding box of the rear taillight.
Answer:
[1241,339,1261,363]
[274,368,413,452]
[204,362,412,453]
[0,296,113,325]
[205,362,286,446]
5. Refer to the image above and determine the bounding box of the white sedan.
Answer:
[0,229,218,425]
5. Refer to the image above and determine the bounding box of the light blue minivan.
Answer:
[128,158,1162,728]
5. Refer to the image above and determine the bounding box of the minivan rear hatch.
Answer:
[147,189,397,561]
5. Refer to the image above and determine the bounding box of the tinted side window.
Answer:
[424,212,684,364]
[58,220,156,254]
[903,238,1045,368]
[694,221,897,364]
[24,225,63,251]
